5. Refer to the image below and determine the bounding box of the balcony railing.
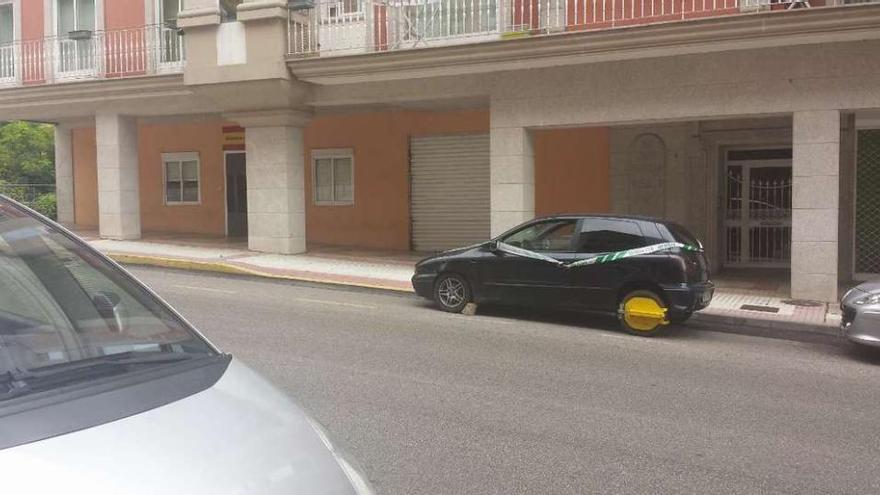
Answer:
[0,24,184,88]
[288,0,865,56]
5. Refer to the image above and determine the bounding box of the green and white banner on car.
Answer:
[495,241,700,269]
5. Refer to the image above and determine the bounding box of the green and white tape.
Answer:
[496,241,699,268]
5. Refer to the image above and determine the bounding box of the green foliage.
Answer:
[0,121,55,185]
[32,193,58,220]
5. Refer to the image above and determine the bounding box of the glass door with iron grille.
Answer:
[724,153,793,268]
[0,3,14,82]
[55,0,98,78]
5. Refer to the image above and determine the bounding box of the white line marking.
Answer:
[173,285,237,295]
[294,298,378,310]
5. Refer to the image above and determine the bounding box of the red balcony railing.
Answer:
[0,24,185,88]
[288,0,857,56]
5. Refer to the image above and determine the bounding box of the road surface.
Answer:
[129,265,880,495]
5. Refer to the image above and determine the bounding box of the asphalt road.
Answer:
[129,265,880,495]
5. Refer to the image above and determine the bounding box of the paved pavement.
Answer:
[89,237,416,290]
[88,236,839,333]
[130,265,880,495]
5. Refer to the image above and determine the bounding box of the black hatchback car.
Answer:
[412,215,713,336]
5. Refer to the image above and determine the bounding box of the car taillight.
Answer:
[685,253,709,282]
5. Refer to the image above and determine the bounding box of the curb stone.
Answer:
[108,253,414,293]
[691,312,840,345]
[110,252,842,345]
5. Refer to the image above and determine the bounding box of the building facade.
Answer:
[1,0,880,301]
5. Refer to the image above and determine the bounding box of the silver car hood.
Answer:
[0,358,358,495]
[853,280,880,294]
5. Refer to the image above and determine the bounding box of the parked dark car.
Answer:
[412,215,714,336]
[840,281,880,348]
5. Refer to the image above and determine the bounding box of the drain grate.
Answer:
[740,304,780,313]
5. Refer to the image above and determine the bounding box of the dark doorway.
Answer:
[225,152,248,238]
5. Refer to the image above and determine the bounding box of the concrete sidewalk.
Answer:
[86,236,841,339]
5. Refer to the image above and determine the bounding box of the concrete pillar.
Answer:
[54,124,75,225]
[230,110,310,254]
[181,0,221,18]
[95,113,140,240]
[490,126,535,237]
[791,110,840,302]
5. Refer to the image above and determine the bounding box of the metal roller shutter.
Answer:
[410,133,490,252]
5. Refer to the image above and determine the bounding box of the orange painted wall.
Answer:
[533,127,610,216]
[72,121,227,235]
[72,128,99,228]
[105,0,146,29]
[21,0,44,40]
[70,114,610,248]
[137,121,227,236]
[304,110,490,251]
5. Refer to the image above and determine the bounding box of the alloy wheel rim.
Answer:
[438,278,465,308]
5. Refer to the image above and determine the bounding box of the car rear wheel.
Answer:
[618,289,670,337]
[434,273,472,313]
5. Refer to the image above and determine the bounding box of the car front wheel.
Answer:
[618,289,670,337]
[434,273,472,313]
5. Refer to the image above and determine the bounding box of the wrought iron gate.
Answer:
[724,157,792,268]
[855,129,880,277]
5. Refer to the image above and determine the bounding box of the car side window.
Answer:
[502,220,578,252]
[577,219,645,254]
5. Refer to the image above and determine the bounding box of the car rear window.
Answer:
[664,223,701,248]
[577,219,645,253]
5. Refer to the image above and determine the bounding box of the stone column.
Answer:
[490,125,535,237]
[791,110,840,302]
[229,110,310,254]
[54,124,75,225]
[95,113,141,240]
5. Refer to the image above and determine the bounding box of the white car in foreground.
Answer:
[0,195,373,495]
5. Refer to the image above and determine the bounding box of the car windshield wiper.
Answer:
[0,351,207,401]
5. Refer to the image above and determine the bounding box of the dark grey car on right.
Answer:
[841,281,880,347]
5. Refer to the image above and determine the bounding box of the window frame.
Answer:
[157,0,182,24]
[55,0,97,34]
[0,1,14,45]
[311,149,355,207]
[500,218,580,253]
[162,152,201,206]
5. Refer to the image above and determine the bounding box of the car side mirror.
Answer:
[487,241,499,252]
[93,291,125,333]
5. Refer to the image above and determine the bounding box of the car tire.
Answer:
[434,273,472,313]
[618,289,669,337]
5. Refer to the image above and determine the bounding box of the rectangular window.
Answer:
[163,152,200,205]
[327,0,363,20]
[312,150,354,206]
[0,4,12,45]
[0,3,13,79]
[58,0,95,33]
[162,0,181,23]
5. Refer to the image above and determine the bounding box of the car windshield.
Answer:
[0,198,214,400]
